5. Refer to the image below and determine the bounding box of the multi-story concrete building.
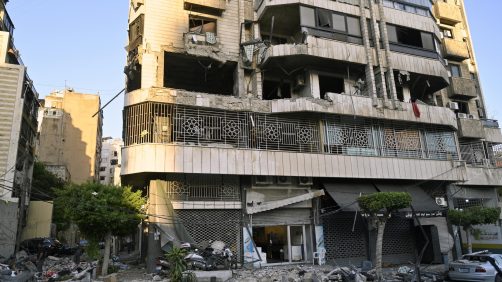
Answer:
[37,89,102,184]
[431,0,502,253]
[0,0,39,258]
[99,137,123,186]
[122,0,502,266]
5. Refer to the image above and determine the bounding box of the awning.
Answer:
[149,180,195,251]
[246,190,325,214]
[375,184,440,212]
[323,183,377,211]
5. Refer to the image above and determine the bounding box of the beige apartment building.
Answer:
[0,0,39,258]
[122,0,502,267]
[37,89,102,184]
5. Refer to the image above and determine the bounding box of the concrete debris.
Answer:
[230,264,446,282]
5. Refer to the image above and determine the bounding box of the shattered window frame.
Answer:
[189,15,217,35]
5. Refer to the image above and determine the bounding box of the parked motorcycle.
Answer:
[182,241,233,270]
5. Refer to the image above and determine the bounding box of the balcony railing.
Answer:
[460,142,502,168]
[124,102,459,161]
[482,119,500,129]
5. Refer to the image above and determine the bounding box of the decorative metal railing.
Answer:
[124,102,459,161]
[164,175,240,201]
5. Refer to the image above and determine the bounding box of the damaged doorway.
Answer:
[253,225,307,264]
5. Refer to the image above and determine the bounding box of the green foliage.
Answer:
[166,247,188,282]
[55,182,146,241]
[358,192,412,216]
[32,162,66,200]
[84,240,101,261]
[448,206,501,230]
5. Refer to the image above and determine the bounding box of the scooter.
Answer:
[182,241,233,270]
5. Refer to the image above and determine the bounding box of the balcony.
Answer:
[460,142,502,186]
[443,38,469,60]
[433,1,462,24]
[449,77,477,99]
[184,0,226,11]
[457,117,484,139]
[483,120,502,143]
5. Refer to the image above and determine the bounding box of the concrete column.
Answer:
[359,0,378,107]
[378,0,399,109]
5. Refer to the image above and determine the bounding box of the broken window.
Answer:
[319,75,344,99]
[263,79,292,100]
[189,15,216,34]
[317,10,332,28]
[387,24,435,51]
[455,101,469,114]
[164,52,236,95]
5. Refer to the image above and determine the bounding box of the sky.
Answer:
[7,0,502,139]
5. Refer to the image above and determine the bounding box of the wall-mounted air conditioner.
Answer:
[448,102,459,110]
[298,177,313,186]
[457,113,468,119]
[276,176,292,185]
[467,114,475,119]
[253,175,274,185]
[435,197,447,207]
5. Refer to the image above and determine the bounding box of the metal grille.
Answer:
[165,175,240,201]
[460,142,487,166]
[382,217,415,264]
[254,114,321,153]
[487,143,502,168]
[123,102,459,161]
[322,213,368,265]
[176,209,242,260]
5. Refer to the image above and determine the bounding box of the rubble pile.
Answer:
[0,251,37,282]
[231,264,446,282]
[230,265,372,282]
[40,256,96,281]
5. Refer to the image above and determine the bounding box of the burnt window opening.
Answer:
[189,15,217,34]
[111,159,118,165]
[319,75,344,99]
[396,85,404,102]
[125,62,142,92]
[263,80,292,100]
[164,52,236,95]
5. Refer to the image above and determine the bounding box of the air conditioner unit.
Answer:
[254,175,274,185]
[457,113,468,119]
[444,59,449,66]
[448,102,459,110]
[435,197,447,207]
[276,176,292,185]
[298,177,313,186]
[447,71,452,77]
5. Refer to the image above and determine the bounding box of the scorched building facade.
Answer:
[122,0,502,266]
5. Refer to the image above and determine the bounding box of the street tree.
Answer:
[31,162,70,231]
[55,182,146,276]
[358,192,412,281]
[448,206,500,254]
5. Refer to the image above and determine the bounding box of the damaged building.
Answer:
[121,0,502,268]
[0,0,39,258]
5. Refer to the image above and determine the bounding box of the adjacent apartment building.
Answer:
[37,89,102,184]
[122,0,502,266]
[99,137,123,186]
[0,0,39,258]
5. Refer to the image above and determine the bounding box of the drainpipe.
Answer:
[368,0,389,108]
[359,0,378,107]
[377,0,399,109]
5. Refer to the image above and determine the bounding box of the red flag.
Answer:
[412,102,421,118]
